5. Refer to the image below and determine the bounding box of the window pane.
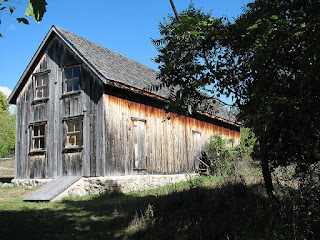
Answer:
[73,66,80,77]
[67,79,73,92]
[34,126,39,136]
[73,78,79,91]
[36,88,43,99]
[42,74,49,85]
[66,68,73,79]
[75,120,81,132]
[67,121,74,133]
[33,139,39,149]
[68,135,75,145]
[35,77,40,87]
[43,86,49,98]
[40,138,45,148]
[40,125,45,135]
[76,133,82,145]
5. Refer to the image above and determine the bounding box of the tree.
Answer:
[0,0,47,37]
[154,0,320,203]
[152,5,228,114]
[0,91,15,157]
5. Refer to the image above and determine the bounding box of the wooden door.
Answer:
[133,120,146,170]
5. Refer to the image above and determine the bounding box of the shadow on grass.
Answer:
[0,181,283,240]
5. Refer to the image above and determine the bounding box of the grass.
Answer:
[0,159,14,177]
[1,164,317,240]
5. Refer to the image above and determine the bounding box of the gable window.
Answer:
[34,73,49,99]
[31,123,46,151]
[64,65,80,93]
[64,117,83,148]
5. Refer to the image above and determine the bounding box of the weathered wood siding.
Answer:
[14,32,240,179]
[15,35,105,178]
[103,91,240,175]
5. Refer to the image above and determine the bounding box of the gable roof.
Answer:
[8,25,238,125]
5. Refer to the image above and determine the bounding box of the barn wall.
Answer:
[15,35,105,178]
[103,90,240,175]
[14,33,240,179]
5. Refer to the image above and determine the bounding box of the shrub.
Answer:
[205,128,257,177]
[206,134,238,176]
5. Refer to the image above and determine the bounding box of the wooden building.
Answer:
[8,26,240,179]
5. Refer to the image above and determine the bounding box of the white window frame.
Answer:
[64,117,83,148]
[30,123,46,151]
[34,73,49,100]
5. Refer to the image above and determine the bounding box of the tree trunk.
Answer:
[261,156,280,209]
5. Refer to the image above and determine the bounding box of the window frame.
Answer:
[29,121,47,154]
[63,116,83,150]
[33,71,50,101]
[63,65,81,95]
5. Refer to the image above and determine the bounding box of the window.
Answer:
[31,124,46,151]
[64,118,83,148]
[64,65,80,93]
[34,73,49,99]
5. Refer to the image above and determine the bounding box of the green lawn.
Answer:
[0,168,302,240]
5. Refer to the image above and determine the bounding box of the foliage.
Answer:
[0,91,15,158]
[0,91,9,113]
[236,128,257,156]
[225,0,320,173]
[0,0,47,37]
[152,5,228,113]
[154,0,320,202]
[273,163,320,240]
[206,133,238,176]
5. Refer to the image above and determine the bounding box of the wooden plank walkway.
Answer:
[24,176,82,202]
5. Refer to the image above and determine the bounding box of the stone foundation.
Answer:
[12,174,197,198]
[12,178,52,187]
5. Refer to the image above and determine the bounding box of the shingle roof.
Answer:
[9,25,237,124]
[54,26,236,123]
[54,26,169,99]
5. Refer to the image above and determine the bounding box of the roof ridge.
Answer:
[53,25,159,75]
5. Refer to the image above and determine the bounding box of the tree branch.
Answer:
[169,0,181,22]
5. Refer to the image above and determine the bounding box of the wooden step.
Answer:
[199,168,209,175]
[23,176,82,202]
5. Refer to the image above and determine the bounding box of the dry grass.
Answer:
[0,159,14,177]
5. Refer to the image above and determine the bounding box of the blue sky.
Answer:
[0,0,250,103]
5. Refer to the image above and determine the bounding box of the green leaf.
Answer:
[247,24,258,30]
[0,33,2,37]
[0,7,5,10]
[17,18,29,25]
[270,15,278,20]
[9,6,13,14]
[2,0,8,3]
[25,0,47,23]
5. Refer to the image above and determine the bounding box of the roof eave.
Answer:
[8,25,109,105]
[52,26,109,86]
